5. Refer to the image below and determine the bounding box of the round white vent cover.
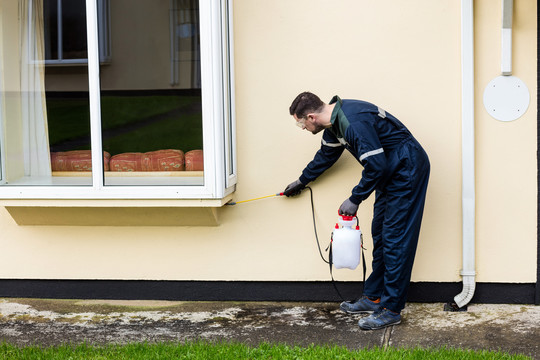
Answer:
[483,75,530,122]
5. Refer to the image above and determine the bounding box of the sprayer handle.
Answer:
[337,210,356,221]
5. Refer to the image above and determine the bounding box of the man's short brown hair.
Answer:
[289,92,324,118]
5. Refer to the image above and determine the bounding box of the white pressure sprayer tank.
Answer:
[331,214,362,270]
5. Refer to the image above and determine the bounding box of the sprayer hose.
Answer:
[306,186,329,264]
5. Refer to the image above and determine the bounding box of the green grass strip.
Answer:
[0,342,531,360]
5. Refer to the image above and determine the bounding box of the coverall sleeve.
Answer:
[299,130,345,185]
[348,119,387,204]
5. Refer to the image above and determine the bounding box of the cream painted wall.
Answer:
[473,0,537,281]
[231,0,464,282]
[0,0,536,283]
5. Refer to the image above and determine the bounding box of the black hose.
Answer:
[306,186,352,301]
[305,186,330,264]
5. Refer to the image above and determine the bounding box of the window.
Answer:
[43,0,111,65]
[0,0,236,199]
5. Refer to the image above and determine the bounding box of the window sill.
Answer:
[1,196,232,226]
[4,172,204,186]
[44,60,111,67]
[50,171,205,186]
[52,171,204,176]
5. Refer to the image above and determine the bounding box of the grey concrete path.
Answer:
[0,299,538,358]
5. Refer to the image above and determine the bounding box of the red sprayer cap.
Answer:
[340,214,355,221]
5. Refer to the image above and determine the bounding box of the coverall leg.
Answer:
[364,139,430,313]
[362,190,386,299]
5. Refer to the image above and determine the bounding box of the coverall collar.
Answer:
[329,95,349,138]
[329,95,342,122]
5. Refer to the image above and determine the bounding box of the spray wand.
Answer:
[226,192,284,206]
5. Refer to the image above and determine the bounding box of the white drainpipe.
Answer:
[454,0,476,309]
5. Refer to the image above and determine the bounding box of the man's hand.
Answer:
[283,179,305,197]
[339,198,359,216]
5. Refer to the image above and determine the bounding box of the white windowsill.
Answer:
[4,172,205,186]
[0,196,232,208]
[0,193,233,226]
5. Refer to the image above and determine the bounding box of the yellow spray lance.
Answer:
[226,192,284,206]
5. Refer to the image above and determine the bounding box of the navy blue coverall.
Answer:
[299,96,430,313]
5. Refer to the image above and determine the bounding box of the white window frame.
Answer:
[44,0,111,65]
[0,0,236,200]
[0,69,4,185]
[223,0,237,188]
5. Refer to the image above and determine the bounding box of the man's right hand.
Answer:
[283,179,305,197]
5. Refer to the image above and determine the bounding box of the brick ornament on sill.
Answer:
[50,149,204,172]
[110,149,185,172]
[185,150,204,171]
[51,150,111,171]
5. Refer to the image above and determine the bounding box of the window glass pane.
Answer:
[61,0,88,60]
[43,0,88,62]
[43,0,58,60]
[0,0,92,186]
[101,0,203,187]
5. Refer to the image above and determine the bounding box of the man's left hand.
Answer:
[339,198,359,216]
